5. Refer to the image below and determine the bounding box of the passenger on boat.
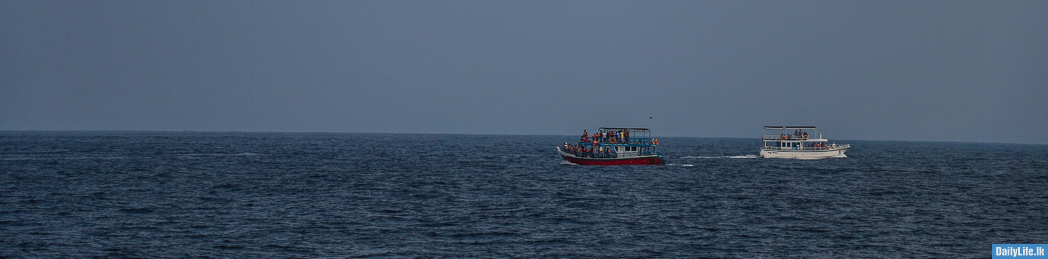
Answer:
[624,130,629,143]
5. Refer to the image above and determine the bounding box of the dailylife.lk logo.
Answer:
[993,244,1047,258]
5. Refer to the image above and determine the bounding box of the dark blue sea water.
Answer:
[2,132,1046,258]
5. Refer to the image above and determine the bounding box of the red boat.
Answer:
[557,127,665,165]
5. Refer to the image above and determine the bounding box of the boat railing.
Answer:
[762,135,811,141]
[564,148,619,159]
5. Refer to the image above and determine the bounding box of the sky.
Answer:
[2,1,1046,144]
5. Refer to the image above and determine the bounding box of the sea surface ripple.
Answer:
[2,132,1046,258]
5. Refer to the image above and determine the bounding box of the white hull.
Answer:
[760,148,847,160]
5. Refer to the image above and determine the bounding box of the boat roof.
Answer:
[764,126,816,129]
[598,127,650,131]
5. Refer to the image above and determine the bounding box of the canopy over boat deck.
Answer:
[764,126,817,130]
[598,127,650,131]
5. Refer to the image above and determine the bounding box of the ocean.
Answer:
[2,132,1046,258]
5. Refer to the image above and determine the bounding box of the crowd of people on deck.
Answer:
[562,142,616,158]
[579,129,630,144]
[559,129,637,158]
[779,129,809,140]
[765,129,832,150]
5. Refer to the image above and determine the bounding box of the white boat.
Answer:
[759,126,849,159]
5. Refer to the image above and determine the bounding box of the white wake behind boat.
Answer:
[759,126,849,159]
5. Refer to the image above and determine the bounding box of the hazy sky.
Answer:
[2,1,1046,144]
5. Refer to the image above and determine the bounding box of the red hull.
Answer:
[561,155,664,165]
